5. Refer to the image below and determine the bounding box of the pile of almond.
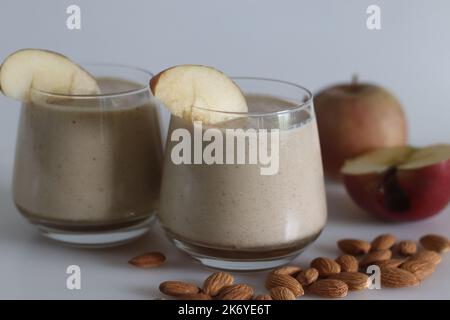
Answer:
[138,233,449,300]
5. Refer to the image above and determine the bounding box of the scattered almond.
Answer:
[311,257,341,276]
[371,234,396,251]
[401,259,435,281]
[271,265,302,277]
[309,279,348,298]
[360,249,392,268]
[373,259,405,269]
[411,250,442,265]
[396,240,417,257]
[380,268,419,288]
[337,239,371,255]
[203,272,234,296]
[329,272,370,291]
[270,286,296,300]
[178,293,212,300]
[296,268,319,286]
[335,255,359,272]
[155,233,444,300]
[217,284,253,300]
[159,281,199,297]
[128,252,165,268]
[266,274,304,297]
[420,234,450,253]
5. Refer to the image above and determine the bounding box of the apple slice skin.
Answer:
[343,160,450,221]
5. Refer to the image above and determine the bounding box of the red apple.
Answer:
[314,77,407,180]
[342,145,450,221]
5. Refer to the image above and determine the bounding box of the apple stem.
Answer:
[351,74,359,85]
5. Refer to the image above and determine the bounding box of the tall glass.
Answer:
[13,65,163,247]
[158,78,327,270]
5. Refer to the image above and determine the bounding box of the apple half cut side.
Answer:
[341,145,450,221]
[0,49,100,102]
[150,65,248,124]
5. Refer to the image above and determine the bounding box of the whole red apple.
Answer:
[342,145,450,221]
[314,77,407,180]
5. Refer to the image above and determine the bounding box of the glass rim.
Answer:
[30,63,153,99]
[191,77,313,117]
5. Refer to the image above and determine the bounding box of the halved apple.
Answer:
[342,145,450,221]
[0,49,100,102]
[150,65,248,124]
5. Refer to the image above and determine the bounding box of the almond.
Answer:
[420,234,450,253]
[360,249,392,268]
[396,240,417,257]
[217,284,253,300]
[178,293,212,300]
[308,279,348,298]
[411,250,442,265]
[310,257,341,276]
[400,259,435,280]
[254,294,273,300]
[271,265,302,277]
[380,268,419,288]
[296,268,319,286]
[266,274,304,297]
[329,272,370,291]
[128,252,165,268]
[337,239,371,255]
[373,259,405,269]
[202,272,234,296]
[335,255,359,272]
[371,234,396,251]
[159,281,199,297]
[270,286,296,300]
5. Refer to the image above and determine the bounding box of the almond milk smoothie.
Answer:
[12,69,163,246]
[158,83,327,270]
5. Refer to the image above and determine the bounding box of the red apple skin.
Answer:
[314,83,407,180]
[343,160,450,221]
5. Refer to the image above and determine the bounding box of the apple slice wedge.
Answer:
[0,49,100,102]
[150,65,248,124]
[341,145,450,221]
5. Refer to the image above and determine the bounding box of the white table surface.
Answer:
[0,155,449,299]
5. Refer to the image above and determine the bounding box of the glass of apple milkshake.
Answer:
[151,66,327,270]
[1,50,163,246]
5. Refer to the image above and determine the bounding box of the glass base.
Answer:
[169,231,321,271]
[27,215,154,248]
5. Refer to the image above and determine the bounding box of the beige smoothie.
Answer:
[159,95,327,253]
[13,78,163,229]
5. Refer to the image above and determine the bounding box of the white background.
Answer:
[0,0,449,299]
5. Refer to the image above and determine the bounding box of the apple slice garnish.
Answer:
[341,145,450,221]
[0,49,100,102]
[150,65,248,124]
